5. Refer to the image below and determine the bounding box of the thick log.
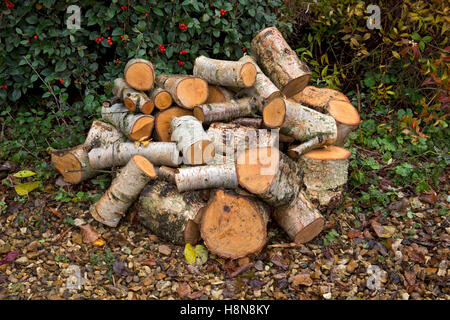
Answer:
[101,103,154,141]
[170,115,215,165]
[156,74,208,109]
[251,27,311,98]
[124,58,155,91]
[205,85,234,103]
[200,189,270,259]
[193,55,257,88]
[273,190,325,243]
[281,99,337,156]
[88,141,182,169]
[292,86,350,109]
[138,180,207,245]
[154,106,193,142]
[150,87,173,110]
[175,163,238,192]
[91,155,157,227]
[193,97,258,124]
[295,145,350,209]
[235,147,303,207]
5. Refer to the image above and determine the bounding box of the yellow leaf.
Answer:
[14,181,41,196]
[194,245,208,265]
[184,243,197,266]
[392,51,401,59]
[92,239,105,247]
[13,170,36,178]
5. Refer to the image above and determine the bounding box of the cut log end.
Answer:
[303,145,351,161]
[177,78,208,108]
[328,100,360,126]
[124,60,154,91]
[132,155,157,178]
[235,147,279,195]
[154,91,172,110]
[282,75,311,98]
[155,107,193,142]
[192,107,205,122]
[129,116,154,141]
[292,86,350,107]
[240,62,257,87]
[51,150,84,184]
[205,85,233,103]
[201,189,267,259]
[262,97,286,128]
[294,217,325,243]
[186,140,215,165]
[123,97,137,112]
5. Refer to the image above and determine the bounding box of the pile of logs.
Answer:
[50,27,360,259]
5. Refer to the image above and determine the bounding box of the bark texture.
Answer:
[231,117,263,128]
[193,97,258,124]
[175,163,238,192]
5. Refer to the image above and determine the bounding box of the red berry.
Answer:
[59,79,64,84]
[145,13,148,17]
[177,60,185,66]
[34,35,37,39]
[1,84,7,89]
[107,27,110,30]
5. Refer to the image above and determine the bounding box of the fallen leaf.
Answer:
[184,243,197,266]
[49,207,64,219]
[347,229,362,239]
[158,244,171,256]
[292,273,313,287]
[14,181,41,196]
[13,170,36,178]
[407,243,426,264]
[194,245,208,265]
[419,192,437,205]
[229,263,254,278]
[184,243,208,266]
[270,254,288,270]
[78,224,100,243]
[371,220,396,238]
[92,239,105,247]
[113,261,129,277]
[0,251,20,265]
[177,282,191,298]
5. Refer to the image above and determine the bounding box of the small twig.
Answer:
[56,226,73,243]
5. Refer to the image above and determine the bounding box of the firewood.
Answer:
[193,55,257,88]
[175,163,238,192]
[154,106,193,142]
[294,145,351,209]
[138,180,207,245]
[231,117,263,128]
[280,99,337,156]
[101,103,154,141]
[205,85,234,103]
[155,166,178,184]
[91,155,157,227]
[170,115,215,165]
[193,97,258,124]
[88,141,182,170]
[102,95,121,108]
[156,74,208,109]
[200,189,270,259]
[251,27,312,98]
[207,122,279,156]
[292,86,350,107]
[124,58,155,91]
[50,120,125,184]
[273,190,325,243]
[150,87,173,110]
[235,147,302,207]
[112,78,154,114]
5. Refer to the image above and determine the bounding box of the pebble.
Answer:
[156,280,171,291]
[158,245,171,256]
[346,260,358,273]
[15,256,29,265]
[401,292,410,300]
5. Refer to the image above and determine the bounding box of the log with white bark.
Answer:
[155,166,178,184]
[231,117,263,128]
[235,146,303,207]
[200,189,270,259]
[50,120,125,184]
[102,95,121,108]
[112,78,154,114]
[205,85,234,103]
[88,141,182,169]
[273,190,325,243]
[193,97,258,124]
[281,99,337,156]
[101,103,154,141]
[124,58,155,91]
[170,115,215,165]
[193,55,257,88]
[295,145,351,209]
[138,180,208,245]
[90,155,157,227]
[155,74,208,109]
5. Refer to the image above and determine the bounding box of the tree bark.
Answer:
[175,163,238,192]
[170,115,215,165]
[91,155,157,227]
[251,27,312,98]
[231,117,263,128]
[138,180,207,245]
[193,97,258,124]
[193,55,257,88]
[124,58,155,91]
[155,166,178,184]
[155,74,208,109]
[200,189,270,259]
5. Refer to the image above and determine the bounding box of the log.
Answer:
[235,147,302,207]
[170,115,215,165]
[193,55,257,88]
[50,120,125,184]
[207,122,279,156]
[175,163,238,192]
[154,106,193,142]
[138,180,207,245]
[102,95,121,108]
[101,103,154,141]
[200,189,270,259]
[124,58,155,91]
[280,99,337,156]
[150,87,173,110]
[292,86,350,109]
[88,141,182,169]
[112,78,154,114]
[251,27,312,98]
[193,97,258,124]
[155,74,208,109]
[156,166,178,184]
[205,85,234,103]
[295,145,350,209]
[90,155,157,227]
[231,117,263,128]
[272,190,325,243]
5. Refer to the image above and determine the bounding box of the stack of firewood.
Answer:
[50,27,360,259]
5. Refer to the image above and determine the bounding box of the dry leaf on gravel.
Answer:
[177,282,191,298]
[78,224,100,243]
[292,273,313,287]
[407,243,426,264]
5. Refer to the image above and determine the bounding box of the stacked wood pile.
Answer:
[50,27,360,259]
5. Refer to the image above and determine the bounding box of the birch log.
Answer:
[200,189,270,259]
[231,117,263,128]
[112,78,154,114]
[154,107,193,142]
[193,97,258,124]
[175,163,238,192]
[124,58,155,91]
[101,103,154,141]
[90,155,157,227]
[235,147,303,207]
[205,85,234,103]
[292,86,350,108]
[156,74,208,109]
[251,27,312,98]
[138,180,208,245]
[88,141,182,169]
[193,55,257,88]
[170,115,215,165]
[150,87,173,110]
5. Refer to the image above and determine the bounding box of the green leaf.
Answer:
[14,181,41,196]
[13,170,36,178]
[153,8,164,16]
